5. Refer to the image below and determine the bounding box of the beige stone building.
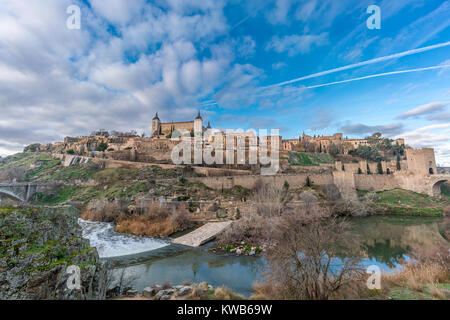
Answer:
[152,111,206,137]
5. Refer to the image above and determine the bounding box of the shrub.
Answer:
[115,202,193,237]
[82,199,123,222]
[66,149,75,155]
[96,142,108,152]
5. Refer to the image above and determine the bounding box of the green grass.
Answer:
[0,153,53,171]
[288,152,335,166]
[388,283,450,300]
[35,186,80,204]
[360,189,448,216]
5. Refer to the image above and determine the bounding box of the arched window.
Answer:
[429,168,434,174]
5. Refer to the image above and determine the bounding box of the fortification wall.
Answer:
[354,174,401,191]
[406,148,437,175]
[53,154,250,177]
[189,173,334,190]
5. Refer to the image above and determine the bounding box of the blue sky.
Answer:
[0,0,449,164]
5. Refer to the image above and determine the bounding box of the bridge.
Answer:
[430,175,449,197]
[0,183,46,202]
[172,221,233,247]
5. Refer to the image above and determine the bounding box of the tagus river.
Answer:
[79,216,449,296]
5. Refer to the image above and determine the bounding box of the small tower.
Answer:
[194,111,203,136]
[152,112,161,137]
[206,121,211,129]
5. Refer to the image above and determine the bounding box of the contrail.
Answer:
[263,41,450,89]
[256,64,450,98]
[305,65,450,89]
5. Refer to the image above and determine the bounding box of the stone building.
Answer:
[151,111,204,137]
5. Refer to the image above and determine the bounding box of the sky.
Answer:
[0,0,449,165]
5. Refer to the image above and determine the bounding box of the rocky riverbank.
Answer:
[0,205,107,300]
[114,282,244,300]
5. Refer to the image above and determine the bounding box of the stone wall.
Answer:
[54,154,251,177]
[406,148,437,175]
[354,174,401,191]
[189,173,334,190]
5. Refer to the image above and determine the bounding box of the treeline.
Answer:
[349,132,405,162]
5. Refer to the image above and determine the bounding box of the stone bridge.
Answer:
[0,183,48,202]
[427,175,449,197]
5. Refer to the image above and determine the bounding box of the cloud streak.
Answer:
[263,41,450,88]
[397,101,450,119]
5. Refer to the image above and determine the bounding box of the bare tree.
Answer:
[251,183,291,218]
[262,211,364,299]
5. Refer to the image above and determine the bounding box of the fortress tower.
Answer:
[194,111,203,136]
[151,112,161,137]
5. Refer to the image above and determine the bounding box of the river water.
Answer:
[79,216,449,297]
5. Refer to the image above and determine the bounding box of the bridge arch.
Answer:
[432,179,448,198]
[0,190,24,202]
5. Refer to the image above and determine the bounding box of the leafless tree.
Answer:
[251,183,292,218]
[262,211,364,300]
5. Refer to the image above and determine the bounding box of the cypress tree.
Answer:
[377,161,383,174]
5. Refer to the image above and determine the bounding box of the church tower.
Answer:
[194,111,203,136]
[152,112,161,137]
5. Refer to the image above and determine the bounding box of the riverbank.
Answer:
[112,282,244,300]
[0,205,107,299]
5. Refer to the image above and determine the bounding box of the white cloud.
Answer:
[399,123,450,166]
[266,33,329,56]
[0,0,256,155]
[397,101,450,119]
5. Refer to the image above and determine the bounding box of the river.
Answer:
[79,215,449,297]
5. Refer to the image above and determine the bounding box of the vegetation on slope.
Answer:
[358,189,449,216]
[0,206,106,299]
[288,152,335,166]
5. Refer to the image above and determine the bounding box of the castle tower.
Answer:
[152,112,161,137]
[194,111,203,136]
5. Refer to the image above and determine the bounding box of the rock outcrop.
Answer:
[0,205,107,300]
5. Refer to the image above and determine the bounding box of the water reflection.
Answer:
[107,243,265,296]
[100,216,447,296]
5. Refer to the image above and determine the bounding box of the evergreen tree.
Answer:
[377,161,383,174]
[305,176,312,187]
[396,154,401,170]
[367,163,371,174]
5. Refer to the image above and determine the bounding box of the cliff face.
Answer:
[0,206,107,300]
